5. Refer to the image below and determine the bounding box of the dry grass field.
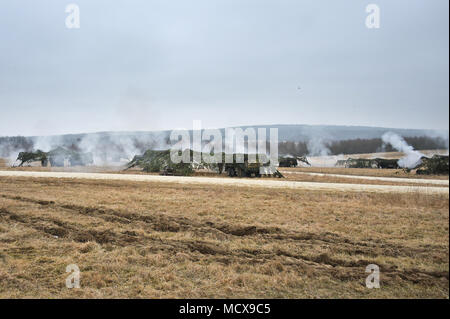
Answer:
[0,176,448,298]
[280,172,448,188]
[284,166,449,180]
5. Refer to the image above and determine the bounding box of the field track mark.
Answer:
[0,203,447,286]
[2,194,445,260]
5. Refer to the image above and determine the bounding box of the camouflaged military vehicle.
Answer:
[339,158,399,169]
[127,149,284,177]
[15,147,93,167]
[342,158,377,168]
[126,149,194,176]
[16,150,48,167]
[223,153,283,178]
[278,157,298,167]
[224,161,262,177]
[415,155,449,175]
[278,156,311,167]
[373,158,400,169]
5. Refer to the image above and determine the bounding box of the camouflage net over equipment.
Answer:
[336,158,399,169]
[335,155,448,175]
[415,155,449,175]
[126,149,194,176]
[126,150,284,177]
[15,147,93,167]
[16,150,49,167]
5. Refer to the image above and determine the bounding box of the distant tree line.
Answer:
[279,136,448,157]
[1,134,448,159]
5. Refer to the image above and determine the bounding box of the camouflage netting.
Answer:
[336,155,449,175]
[337,158,399,169]
[373,158,400,169]
[339,158,377,168]
[415,155,449,175]
[126,149,195,176]
[15,147,93,167]
[126,150,284,177]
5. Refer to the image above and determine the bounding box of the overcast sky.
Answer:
[0,0,448,136]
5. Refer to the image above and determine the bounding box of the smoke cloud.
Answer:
[307,137,331,157]
[0,132,170,166]
[381,132,424,168]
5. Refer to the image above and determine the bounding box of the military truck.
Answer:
[225,161,261,177]
[223,154,283,178]
[278,157,298,167]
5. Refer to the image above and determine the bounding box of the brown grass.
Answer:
[280,173,448,187]
[0,176,448,298]
[285,166,449,180]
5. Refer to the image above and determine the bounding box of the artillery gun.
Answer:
[297,156,311,166]
[15,147,93,167]
[126,149,284,178]
[415,155,449,175]
[16,150,48,167]
[126,149,194,176]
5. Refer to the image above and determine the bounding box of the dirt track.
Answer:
[0,170,448,194]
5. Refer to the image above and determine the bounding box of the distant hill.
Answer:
[226,124,448,142]
[15,124,448,143]
[1,124,448,161]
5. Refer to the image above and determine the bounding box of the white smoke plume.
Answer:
[381,132,424,168]
[307,137,330,156]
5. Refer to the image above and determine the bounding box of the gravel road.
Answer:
[1,171,448,194]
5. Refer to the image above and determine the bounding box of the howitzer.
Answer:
[415,155,449,175]
[297,156,311,166]
[15,147,93,167]
[16,150,48,167]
